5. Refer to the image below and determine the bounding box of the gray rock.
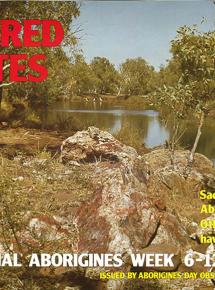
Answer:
[61,126,138,164]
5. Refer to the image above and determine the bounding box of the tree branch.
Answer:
[3,64,10,71]
[0,82,14,88]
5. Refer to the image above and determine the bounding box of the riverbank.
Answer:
[67,94,152,109]
[0,127,72,158]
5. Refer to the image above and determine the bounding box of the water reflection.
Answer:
[55,108,159,117]
[144,117,169,147]
[44,101,215,163]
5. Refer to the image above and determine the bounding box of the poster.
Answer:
[0,0,215,289]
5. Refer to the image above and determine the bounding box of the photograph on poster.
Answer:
[0,1,215,289]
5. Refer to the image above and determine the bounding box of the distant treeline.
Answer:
[3,53,181,106]
[62,55,180,98]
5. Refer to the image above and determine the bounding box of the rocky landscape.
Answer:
[0,126,215,290]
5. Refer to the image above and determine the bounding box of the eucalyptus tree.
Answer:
[119,57,156,96]
[90,57,119,94]
[154,25,215,173]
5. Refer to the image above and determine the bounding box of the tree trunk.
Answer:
[117,86,122,96]
[184,110,205,177]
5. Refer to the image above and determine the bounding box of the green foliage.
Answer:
[0,1,79,44]
[157,59,181,87]
[152,25,215,169]
[1,1,80,106]
[90,57,120,94]
[171,26,215,109]
[119,57,156,96]
[153,25,215,118]
[70,54,97,96]
[67,55,121,96]
[23,111,41,128]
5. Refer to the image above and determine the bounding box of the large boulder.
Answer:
[61,126,138,165]
[60,127,191,289]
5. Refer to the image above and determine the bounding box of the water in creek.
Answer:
[42,101,215,164]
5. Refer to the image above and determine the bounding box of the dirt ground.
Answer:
[0,127,74,158]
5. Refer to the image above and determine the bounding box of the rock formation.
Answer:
[60,127,197,289]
